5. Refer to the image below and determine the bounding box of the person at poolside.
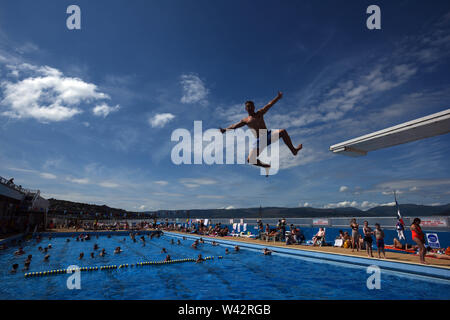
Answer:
[234,245,240,252]
[11,264,19,274]
[312,228,325,246]
[374,224,386,259]
[362,221,374,258]
[410,218,427,264]
[165,255,171,262]
[350,219,360,252]
[44,254,50,262]
[393,238,418,250]
[161,248,167,253]
[196,254,204,263]
[14,247,25,256]
[263,248,273,255]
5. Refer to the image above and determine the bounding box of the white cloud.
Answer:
[225,205,235,210]
[179,178,217,188]
[40,172,57,179]
[1,63,111,122]
[299,202,310,207]
[339,186,349,192]
[92,103,120,117]
[180,74,208,105]
[149,113,175,128]
[197,195,224,199]
[154,180,169,186]
[66,177,90,184]
[324,200,358,208]
[98,181,119,188]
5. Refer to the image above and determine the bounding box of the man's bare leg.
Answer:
[277,129,302,155]
[248,148,271,176]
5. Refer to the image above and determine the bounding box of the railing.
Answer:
[0,175,39,196]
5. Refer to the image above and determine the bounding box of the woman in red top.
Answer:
[410,218,427,264]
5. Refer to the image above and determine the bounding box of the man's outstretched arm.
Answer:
[259,91,283,115]
[220,119,246,133]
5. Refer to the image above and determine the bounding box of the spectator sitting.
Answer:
[312,228,326,246]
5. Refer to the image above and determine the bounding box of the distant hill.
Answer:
[48,198,450,219]
[151,204,450,218]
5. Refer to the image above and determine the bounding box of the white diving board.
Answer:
[329,109,450,157]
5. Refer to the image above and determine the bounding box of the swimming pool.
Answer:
[0,232,449,300]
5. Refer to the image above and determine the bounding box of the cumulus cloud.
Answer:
[1,63,111,122]
[92,103,120,117]
[339,186,349,192]
[154,180,169,186]
[180,74,208,105]
[149,113,175,128]
[324,200,358,208]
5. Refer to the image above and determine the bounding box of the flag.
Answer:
[394,192,404,225]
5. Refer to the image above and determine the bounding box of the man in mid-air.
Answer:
[220,91,302,170]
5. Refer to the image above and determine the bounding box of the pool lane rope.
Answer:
[24,256,223,278]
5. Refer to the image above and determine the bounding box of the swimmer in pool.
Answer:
[196,254,204,263]
[161,248,167,253]
[99,249,107,257]
[191,243,198,249]
[225,248,230,254]
[11,264,19,274]
[263,248,273,255]
[90,252,95,258]
[212,241,218,246]
[114,247,122,254]
[234,245,240,252]
[165,255,171,262]
[14,247,25,256]
[94,244,99,250]
[171,239,174,245]
[43,254,50,262]
[79,252,84,260]
[199,238,204,244]
[177,239,181,245]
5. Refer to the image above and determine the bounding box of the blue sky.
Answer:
[1,0,450,211]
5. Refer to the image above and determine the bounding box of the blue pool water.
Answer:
[0,233,449,300]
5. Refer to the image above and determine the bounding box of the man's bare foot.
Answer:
[293,144,303,156]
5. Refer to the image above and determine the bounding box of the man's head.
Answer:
[245,101,255,113]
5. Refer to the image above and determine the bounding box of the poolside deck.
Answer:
[46,228,450,268]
